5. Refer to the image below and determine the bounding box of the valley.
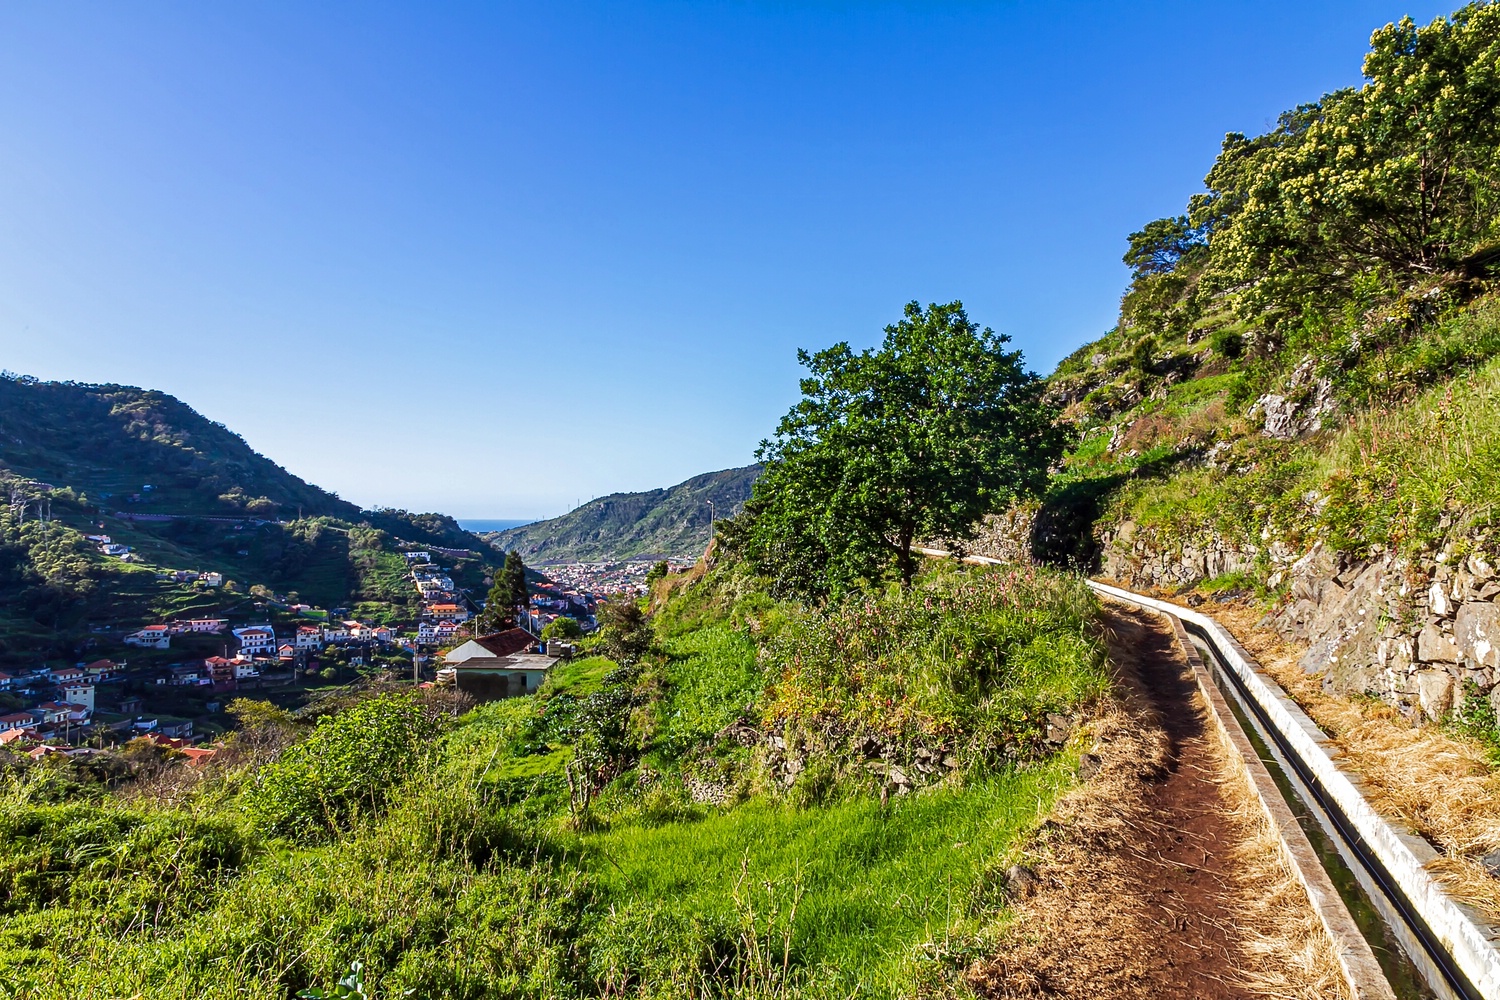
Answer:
[7,5,1500,999]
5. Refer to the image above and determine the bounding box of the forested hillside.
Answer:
[0,375,499,658]
[487,465,760,563]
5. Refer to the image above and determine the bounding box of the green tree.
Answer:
[541,615,583,641]
[477,551,527,633]
[741,301,1061,595]
[1202,4,1500,325]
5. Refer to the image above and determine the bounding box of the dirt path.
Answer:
[968,603,1347,999]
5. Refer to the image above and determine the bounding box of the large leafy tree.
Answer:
[1116,3,1500,337]
[740,301,1060,597]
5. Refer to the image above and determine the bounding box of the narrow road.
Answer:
[969,602,1345,999]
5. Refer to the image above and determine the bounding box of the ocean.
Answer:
[458,518,537,533]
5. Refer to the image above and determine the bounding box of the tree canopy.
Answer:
[477,551,527,633]
[736,301,1060,597]
[1121,2,1500,338]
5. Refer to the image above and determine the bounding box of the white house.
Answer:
[125,625,171,649]
[233,627,277,656]
[199,572,223,587]
[322,623,350,643]
[63,683,95,712]
[294,625,322,649]
[234,661,261,680]
[0,712,38,733]
[184,618,227,633]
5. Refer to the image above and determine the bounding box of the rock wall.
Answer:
[1100,525,1500,723]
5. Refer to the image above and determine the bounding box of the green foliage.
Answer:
[0,801,255,932]
[541,615,584,641]
[1211,326,1245,360]
[596,598,652,664]
[244,695,446,840]
[741,301,1062,596]
[763,565,1106,761]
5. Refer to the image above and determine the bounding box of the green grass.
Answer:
[0,561,1107,999]
[577,764,1073,997]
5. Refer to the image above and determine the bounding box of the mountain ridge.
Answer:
[486,465,761,562]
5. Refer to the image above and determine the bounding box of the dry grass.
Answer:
[967,606,1349,999]
[1210,602,1500,923]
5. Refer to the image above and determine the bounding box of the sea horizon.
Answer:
[458,518,539,533]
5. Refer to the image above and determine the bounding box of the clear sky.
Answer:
[0,1,1452,518]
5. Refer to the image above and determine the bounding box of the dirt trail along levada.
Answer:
[969,602,1350,999]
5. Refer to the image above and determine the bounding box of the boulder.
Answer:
[1454,602,1500,668]
[1415,670,1456,721]
[1418,624,1460,663]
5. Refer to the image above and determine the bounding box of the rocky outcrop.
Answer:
[1101,521,1500,722]
[1248,357,1337,440]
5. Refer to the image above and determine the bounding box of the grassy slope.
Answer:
[0,560,1105,999]
[488,465,762,563]
[1043,294,1500,576]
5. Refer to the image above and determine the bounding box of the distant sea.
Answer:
[459,518,537,533]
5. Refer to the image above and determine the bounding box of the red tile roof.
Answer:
[470,628,537,658]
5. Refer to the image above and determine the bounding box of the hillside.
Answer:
[958,4,1500,722]
[487,464,760,562]
[0,375,361,520]
[0,375,500,659]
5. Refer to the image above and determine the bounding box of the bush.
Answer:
[245,694,446,840]
[1211,326,1244,360]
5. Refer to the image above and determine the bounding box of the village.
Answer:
[0,546,634,761]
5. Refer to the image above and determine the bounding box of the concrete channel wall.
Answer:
[1087,580,1500,1000]
[1166,614,1394,1000]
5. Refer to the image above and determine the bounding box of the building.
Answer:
[233,627,277,656]
[83,659,120,681]
[183,618,227,633]
[424,603,469,623]
[33,703,71,725]
[199,572,223,587]
[0,712,38,734]
[440,629,553,700]
[63,682,95,712]
[50,667,85,685]
[323,623,350,643]
[204,657,237,691]
[125,625,171,649]
[294,625,322,649]
[234,661,260,681]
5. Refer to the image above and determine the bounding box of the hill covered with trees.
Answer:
[0,375,499,658]
[486,465,761,563]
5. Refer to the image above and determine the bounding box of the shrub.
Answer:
[1211,326,1244,360]
[244,694,445,840]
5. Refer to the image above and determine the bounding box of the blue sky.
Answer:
[0,1,1451,518]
